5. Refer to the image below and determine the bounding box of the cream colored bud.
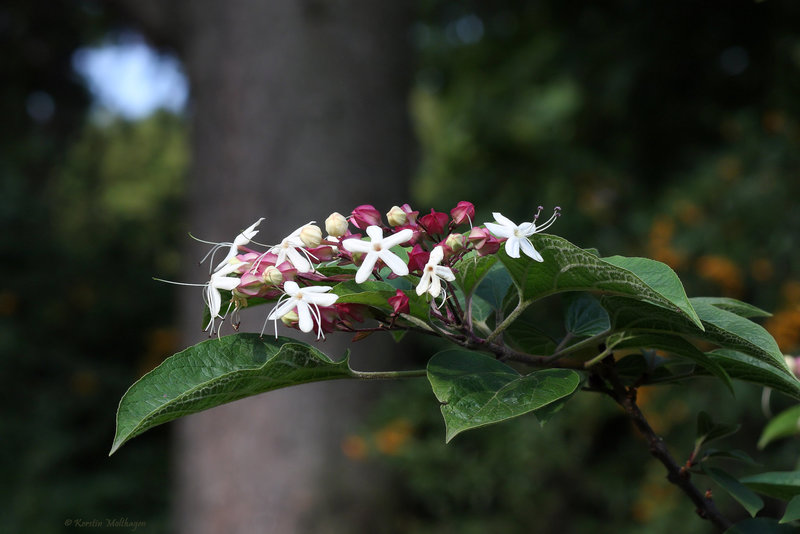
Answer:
[386,205,407,227]
[280,309,299,326]
[325,212,349,237]
[445,233,466,252]
[262,266,283,286]
[299,224,322,248]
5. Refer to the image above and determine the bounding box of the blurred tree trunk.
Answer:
[114,1,412,532]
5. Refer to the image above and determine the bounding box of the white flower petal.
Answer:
[211,276,240,291]
[286,247,312,272]
[365,225,384,241]
[428,275,442,298]
[283,281,300,295]
[341,236,371,253]
[416,273,431,296]
[484,221,514,239]
[435,266,456,281]
[517,222,536,236]
[380,250,409,276]
[355,252,379,283]
[519,238,543,262]
[382,228,414,248]
[296,302,313,332]
[505,237,521,258]
[302,285,334,293]
[268,298,297,320]
[307,292,339,307]
[429,246,445,264]
[492,212,516,228]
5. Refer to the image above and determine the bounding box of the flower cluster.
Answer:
[188,202,560,340]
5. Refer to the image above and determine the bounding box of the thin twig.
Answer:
[596,360,733,532]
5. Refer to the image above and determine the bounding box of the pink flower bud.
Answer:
[325,212,349,237]
[386,205,407,227]
[450,201,475,225]
[400,204,419,226]
[419,209,449,235]
[299,224,323,248]
[350,204,382,229]
[469,227,502,256]
[388,289,410,315]
[407,244,430,273]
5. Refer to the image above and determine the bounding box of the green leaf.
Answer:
[702,449,759,466]
[455,252,498,297]
[504,320,557,355]
[726,518,798,533]
[780,495,800,524]
[426,349,581,442]
[603,255,702,328]
[111,334,355,455]
[333,279,429,320]
[741,471,800,500]
[691,298,786,371]
[497,235,703,329]
[565,293,610,337]
[759,405,800,449]
[473,260,513,310]
[691,297,772,319]
[707,350,800,400]
[695,411,741,449]
[611,333,732,392]
[602,296,793,379]
[704,466,764,517]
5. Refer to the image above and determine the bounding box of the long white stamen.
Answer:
[536,207,561,232]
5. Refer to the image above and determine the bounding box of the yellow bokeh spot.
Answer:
[374,418,413,456]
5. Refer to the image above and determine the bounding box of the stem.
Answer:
[597,361,733,532]
[486,298,528,343]
[350,369,427,380]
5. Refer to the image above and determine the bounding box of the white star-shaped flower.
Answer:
[268,223,317,273]
[484,207,560,261]
[204,261,243,332]
[213,217,264,272]
[267,281,339,338]
[416,246,455,298]
[342,226,414,284]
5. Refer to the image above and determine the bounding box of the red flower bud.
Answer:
[350,204,382,229]
[450,201,475,225]
[388,289,410,315]
[407,244,430,273]
[419,209,449,235]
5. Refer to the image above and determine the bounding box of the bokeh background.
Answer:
[3,1,800,532]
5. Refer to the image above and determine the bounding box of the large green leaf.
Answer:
[111,334,355,455]
[780,495,800,524]
[602,296,791,374]
[498,234,703,329]
[758,405,800,449]
[691,297,771,319]
[565,293,610,337]
[741,471,800,500]
[691,298,785,371]
[427,349,581,442]
[726,518,798,534]
[703,466,764,517]
[611,333,732,392]
[454,252,498,297]
[707,350,800,400]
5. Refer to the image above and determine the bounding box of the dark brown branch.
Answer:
[597,360,733,532]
